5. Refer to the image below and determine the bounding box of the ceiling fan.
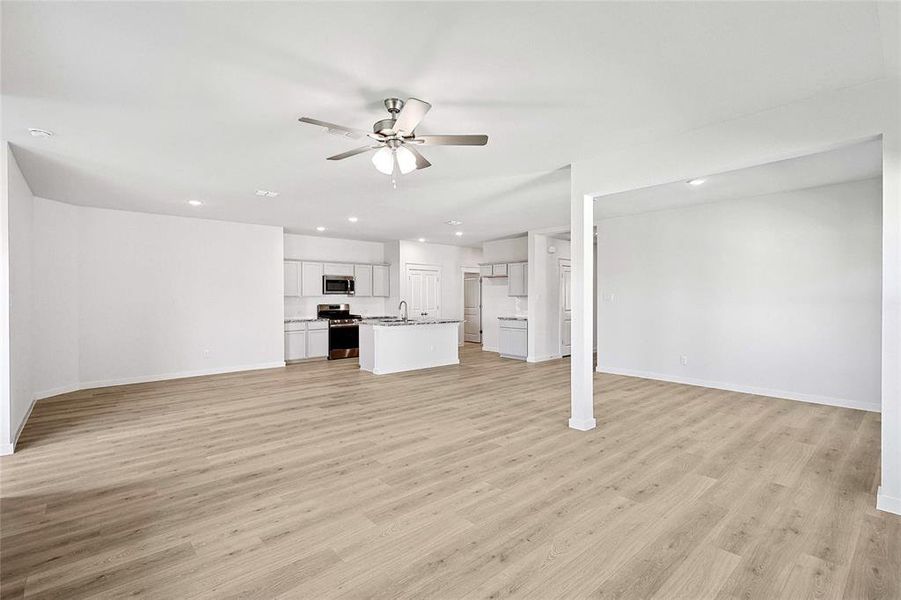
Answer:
[298,97,488,176]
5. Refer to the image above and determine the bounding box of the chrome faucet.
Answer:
[398,300,408,321]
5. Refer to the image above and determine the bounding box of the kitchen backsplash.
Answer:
[284,296,390,319]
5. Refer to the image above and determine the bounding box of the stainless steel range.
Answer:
[317,303,362,360]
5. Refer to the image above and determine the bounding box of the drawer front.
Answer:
[285,321,306,332]
[499,319,527,330]
[307,320,329,331]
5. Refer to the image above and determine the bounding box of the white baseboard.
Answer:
[527,354,562,363]
[596,365,880,413]
[482,346,498,353]
[877,486,901,516]
[79,361,286,390]
[34,383,80,401]
[3,394,40,455]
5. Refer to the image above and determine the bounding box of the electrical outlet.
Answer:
[680,355,688,366]
[203,349,210,358]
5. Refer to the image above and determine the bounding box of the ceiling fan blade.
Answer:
[413,134,488,146]
[326,145,376,161]
[405,145,432,170]
[393,98,432,135]
[298,117,369,139]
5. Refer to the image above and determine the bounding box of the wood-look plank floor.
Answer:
[1,344,899,599]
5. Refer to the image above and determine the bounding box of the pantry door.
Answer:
[407,264,441,318]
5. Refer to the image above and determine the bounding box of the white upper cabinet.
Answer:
[284,262,300,297]
[507,262,528,297]
[354,264,373,297]
[323,263,354,277]
[479,264,493,277]
[492,263,508,277]
[300,262,324,296]
[285,260,389,297]
[372,265,389,297]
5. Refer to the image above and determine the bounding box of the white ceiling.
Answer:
[2,2,893,246]
[595,138,883,220]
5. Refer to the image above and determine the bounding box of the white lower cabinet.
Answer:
[307,322,329,358]
[498,319,528,360]
[285,329,307,361]
[286,320,329,361]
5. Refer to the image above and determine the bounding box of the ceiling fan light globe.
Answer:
[371,147,394,175]
[395,146,417,175]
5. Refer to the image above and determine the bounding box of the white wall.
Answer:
[597,178,882,411]
[571,76,900,513]
[397,241,482,343]
[284,233,385,263]
[32,197,79,398]
[1,145,9,451]
[3,146,35,453]
[480,237,528,352]
[527,233,571,361]
[283,233,389,318]
[482,237,528,263]
[76,208,284,387]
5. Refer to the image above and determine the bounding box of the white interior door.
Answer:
[463,275,481,343]
[560,261,572,357]
[407,265,441,319]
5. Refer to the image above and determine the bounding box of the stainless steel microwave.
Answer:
[323,275,355,295]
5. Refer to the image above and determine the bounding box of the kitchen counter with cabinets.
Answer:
[498,317,528,360]
[284,319,329,362]
[359,320,461,374]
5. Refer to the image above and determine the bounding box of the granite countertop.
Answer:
[284,317,327,323]
[360,318,462,327]
[498,316,528,321]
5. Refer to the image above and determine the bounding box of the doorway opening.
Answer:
[463,272,482,344]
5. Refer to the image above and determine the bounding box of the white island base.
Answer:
[359,321,461,375]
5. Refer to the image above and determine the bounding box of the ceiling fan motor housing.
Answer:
[373,118,397,136]
[384,97,404,114]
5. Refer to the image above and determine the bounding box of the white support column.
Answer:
[569,193,596,431]
[878,127,901,516]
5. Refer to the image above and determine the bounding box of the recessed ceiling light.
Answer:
[446,220,462,226]
[455,231,463,237]
[28,128,53,138]
[418,238,426,243]
[316,226,326,232]
[187,199,203,207]
[348,216,358,223]
[255,189,279,197]
[687,178,706,186]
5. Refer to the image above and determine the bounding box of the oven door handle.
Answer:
[329,323,359,329]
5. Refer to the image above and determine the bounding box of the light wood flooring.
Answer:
[1,344,899,599]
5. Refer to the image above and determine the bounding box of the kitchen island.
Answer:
[359,319,461,374]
